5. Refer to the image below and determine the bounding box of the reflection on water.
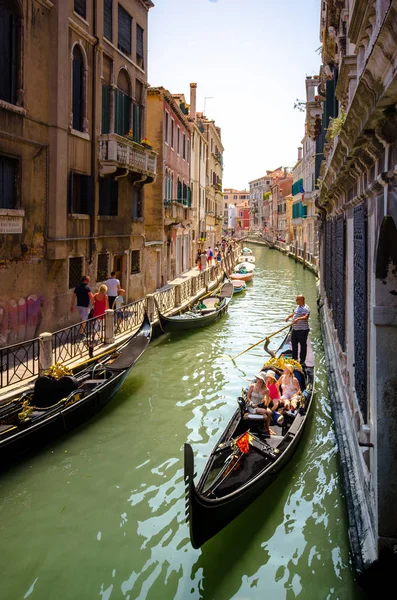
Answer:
[0,246,365,600]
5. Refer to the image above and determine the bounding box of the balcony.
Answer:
[164,199,193,225]
[99,133,157,180]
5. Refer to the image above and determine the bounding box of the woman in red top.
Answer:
[91,284,109,340]
[265,370,281,409]
[93,284,109,318]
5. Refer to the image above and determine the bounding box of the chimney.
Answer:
[190,83,197,121]
[298,147,303,161]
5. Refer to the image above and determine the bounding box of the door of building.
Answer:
[113,255,124,287]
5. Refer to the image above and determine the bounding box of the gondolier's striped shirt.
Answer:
[292,304,310,330]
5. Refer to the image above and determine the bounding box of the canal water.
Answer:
[0,245,366,600]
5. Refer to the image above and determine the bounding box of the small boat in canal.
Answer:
[234,262,255,273]
[238,255,255,264]
[155,277,233,333]
[0,313,152,466]
[230,271,253,282]
[184,331,315,549]
[231,280,247,293]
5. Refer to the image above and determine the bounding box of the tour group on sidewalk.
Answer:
[0,243,241,401]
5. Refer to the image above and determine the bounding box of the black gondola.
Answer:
[184,331,315,548]
[0,313,151,466]
[155,276,234,333]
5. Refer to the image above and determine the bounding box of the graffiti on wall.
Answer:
[0,295,44,346]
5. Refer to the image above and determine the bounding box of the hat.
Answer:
[285,364,294,374]
[255,372,267,382]
[264,370,277,381]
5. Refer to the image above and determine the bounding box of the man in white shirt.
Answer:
[105,271,120,309]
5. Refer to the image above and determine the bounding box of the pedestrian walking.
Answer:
[207,247,214,265]
[105,271,120,310]
[195,251,202,271]
[201,250,208,270]
[285,294,310,366]
[70,275,94,328]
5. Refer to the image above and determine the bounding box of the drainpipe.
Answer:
[90,0,100,264]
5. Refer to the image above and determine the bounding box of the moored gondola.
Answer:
[184,331,315,549]
[0,313,151,466]
[155,277,233,333]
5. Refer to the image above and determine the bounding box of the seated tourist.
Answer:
[265,370,281,409]
[243,372,273,437]
[278,364,301,410]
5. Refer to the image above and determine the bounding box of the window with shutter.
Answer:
[0,4,18,104]
[118,5,132,55]
[0,155,18,209]
[104,0,112,41]
[133,104,141,141]
[136,25,144,68]
[72,46,84,132]
[101,84,110,134]
[74,0,86,19]
[115,89,130,136]
[99,178,118,216]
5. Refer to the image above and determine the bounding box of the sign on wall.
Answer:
[0,216,23,234]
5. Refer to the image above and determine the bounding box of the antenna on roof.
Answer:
[203,97,214,115]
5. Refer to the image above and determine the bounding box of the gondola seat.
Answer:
[33,375,79,407]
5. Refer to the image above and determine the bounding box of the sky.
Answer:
[148,0,321,190]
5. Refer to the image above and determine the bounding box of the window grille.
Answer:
[69,257,83,289]
[118,5,132,55]
[131,250,140,274]
[97,253,109,282]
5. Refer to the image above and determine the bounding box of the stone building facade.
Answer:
[202,117,223,248]
[188,83,208,256]
[314,0,397,586]
[145,86,193,286]
[0,0,156,343]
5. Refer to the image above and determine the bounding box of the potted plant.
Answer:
[141,137,153,149]
[125,129,134,140]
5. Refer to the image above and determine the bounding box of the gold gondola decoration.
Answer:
[18,400,34,423]
[44,363,73,380]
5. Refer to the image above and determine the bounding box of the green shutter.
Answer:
[133,104,140,141]
[101,85,110,134]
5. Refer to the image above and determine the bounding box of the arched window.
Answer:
[72,45,84,131]
[0,0,20,104]
[115,69,131,137]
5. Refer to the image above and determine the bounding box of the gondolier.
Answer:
[285,294,310,366]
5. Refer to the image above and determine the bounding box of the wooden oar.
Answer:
[222,323,291,362]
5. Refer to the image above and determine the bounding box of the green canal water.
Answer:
[0,245,366,600]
